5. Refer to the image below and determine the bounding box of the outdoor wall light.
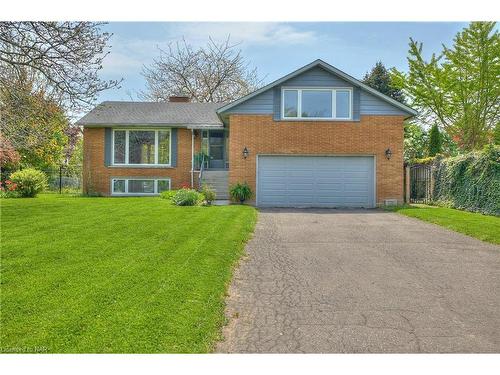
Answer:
[243,147,250,159]
[385,148,392,160]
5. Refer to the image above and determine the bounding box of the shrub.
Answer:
[9,168,48,197]
[0,179,19,198]
[171,188,204,206]
[229,182,252,203]
[413,155,439,165]
[201,184,216,204]
[160,190,177,200]
[0,181,18,198]
[433,145,499,216]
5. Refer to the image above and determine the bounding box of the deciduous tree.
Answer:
[0,134,20,169]
[0,71,69,168]
[392,22,500,151]
[141,36,262,102]
[403,122,427,162]
[0,22,120,111]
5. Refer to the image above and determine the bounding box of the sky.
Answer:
[97,22,469,102]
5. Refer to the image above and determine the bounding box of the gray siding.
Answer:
[225,65,406,118]
[360,91,409,116]
[224,89,273,115]
[283,66,351,87]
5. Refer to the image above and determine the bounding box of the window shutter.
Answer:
[104,128,112,166]
[171,128,178,167]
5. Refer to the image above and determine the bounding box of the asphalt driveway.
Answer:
[217,209,500,353]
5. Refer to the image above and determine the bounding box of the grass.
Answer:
[387,204,500,245]
[0,194,257,353]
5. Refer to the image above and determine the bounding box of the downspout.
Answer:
[191,129,194,188]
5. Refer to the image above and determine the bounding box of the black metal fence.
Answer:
[409,164,432,204]
[41,165,82,194]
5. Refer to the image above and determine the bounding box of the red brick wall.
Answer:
[83,127,200,195]
[83,115,404,204]
[228,115,405,205]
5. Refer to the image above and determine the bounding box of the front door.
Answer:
[209,130,225,169]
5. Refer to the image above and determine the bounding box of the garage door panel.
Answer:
[285,179,315,187]
[343,170,370,177]
[257,156,375,208]
[287,198,315,205]
[344,184,370,195]
[259,176,288,184]
[314,171,343,180]
[288,185,315,191]
[261,169,289,177]
[287,170,314,178]
[316,183,343,191]
[343,190,370,197]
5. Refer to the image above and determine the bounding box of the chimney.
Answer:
[169,95,190,103]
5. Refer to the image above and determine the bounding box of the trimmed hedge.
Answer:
[433,145,500,216]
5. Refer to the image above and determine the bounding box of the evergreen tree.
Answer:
[362,61,406,103]
[428,123,442,156]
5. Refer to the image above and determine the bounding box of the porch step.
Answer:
[201,170,229,200]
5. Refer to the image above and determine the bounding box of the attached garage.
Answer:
[257,155,375,208]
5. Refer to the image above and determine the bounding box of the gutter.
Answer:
[77,123,223,128]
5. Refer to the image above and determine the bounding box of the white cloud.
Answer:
[165,22,319,46]
[100,23,319,77]
[101,36,164,75]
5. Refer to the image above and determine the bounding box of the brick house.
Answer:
[77,59,416,207]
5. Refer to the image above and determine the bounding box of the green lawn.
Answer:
[390,205,500,245]
[0,194,257,353]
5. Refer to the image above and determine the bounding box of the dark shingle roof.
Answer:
[76,101,224,127]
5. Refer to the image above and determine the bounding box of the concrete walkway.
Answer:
[217,209,500,353]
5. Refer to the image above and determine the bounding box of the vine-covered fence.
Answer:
[405,146,500,216]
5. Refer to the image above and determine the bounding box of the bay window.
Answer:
[282,88,352,120]
[111,178,171,195]
[112,129,171,166]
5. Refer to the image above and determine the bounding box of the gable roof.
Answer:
[76,101,224,128]
[217,59,417,117]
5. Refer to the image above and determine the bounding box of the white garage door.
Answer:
[257,156,375,208]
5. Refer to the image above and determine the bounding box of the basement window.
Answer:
[111,178,171,195]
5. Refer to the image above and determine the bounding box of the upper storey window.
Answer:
[282,88,352,120]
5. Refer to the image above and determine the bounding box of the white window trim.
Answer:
[281,87,353,120]
[110,177,171,196]
[112,128,172,167]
